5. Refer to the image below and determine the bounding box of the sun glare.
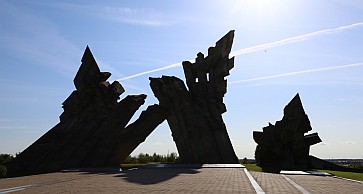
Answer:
[254,0,274,7]
[224,0,293,29]
[227,0,286,16]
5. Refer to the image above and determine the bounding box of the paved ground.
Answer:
[1,167,362,193]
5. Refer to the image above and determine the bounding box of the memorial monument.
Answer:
[253,93,322,172]
[7,47,166,176]
[150,30,239,164]
[7,31,239,176]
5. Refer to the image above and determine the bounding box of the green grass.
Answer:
[318,170,363,182]
[243,164,363,182]
[243,164,262,172]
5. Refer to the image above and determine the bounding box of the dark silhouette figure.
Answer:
[7,47,167,176]
[150,30,239,164]
[253,93,322,172]
[7,31,239,176]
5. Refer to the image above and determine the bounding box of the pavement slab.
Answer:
[1,167,362,193]
[286,174,363,194]
[250,171,301,194]
[1,168,255,193]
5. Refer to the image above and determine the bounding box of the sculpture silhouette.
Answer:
[7,31,240,176]
[7,47,166,176]
[253,93,322,172]
[150,30,239,164]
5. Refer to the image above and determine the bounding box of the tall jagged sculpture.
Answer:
[150,30,239,164]
[7,46,166,176]
[253,93,322,172]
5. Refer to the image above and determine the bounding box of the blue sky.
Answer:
[1,0,362,159]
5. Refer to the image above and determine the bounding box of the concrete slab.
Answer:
[306,171,332,176]
[280,171,310,175]
[1,167,361,193]
[0,168,255,193]
[280,170,331,176]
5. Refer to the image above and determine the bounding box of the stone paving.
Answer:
[250,171,301,193]
[1,168,362,193]
[287,174,363,194]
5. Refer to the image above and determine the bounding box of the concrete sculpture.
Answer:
[253,93,322,172]
[150,30,239,164]
[7,47,166,176]
[7,31,240,176]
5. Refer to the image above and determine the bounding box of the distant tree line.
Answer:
[240,157,256,164]
[123,152,179,164]
[348,163,363,169]
[0,154,14,165]
[0,152,179,177]
[327,159,363,169]
[0,154,15,178]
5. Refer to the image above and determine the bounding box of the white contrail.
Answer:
[230,22,363,57]
[116,22,363,81]
[116,62,182,81]
[229,62,363,84]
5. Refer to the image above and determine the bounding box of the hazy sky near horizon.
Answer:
[0,0,362,159]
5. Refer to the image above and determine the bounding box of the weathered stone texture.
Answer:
[150,30,239,164]
[7,47,166,176]
[253,93,322,172]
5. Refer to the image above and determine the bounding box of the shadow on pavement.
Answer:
[115,167,201,185]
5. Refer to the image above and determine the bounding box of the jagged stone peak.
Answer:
[182,30,235,88]
[81,45,97,65]
[210,29,235,58]
[283,93,306,118]
[74,46,113,91]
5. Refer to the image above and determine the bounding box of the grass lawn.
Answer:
[242,164,363,182]
[243,164,262,172]
[318,170,363,182]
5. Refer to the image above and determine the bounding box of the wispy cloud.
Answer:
[342,141,357,145]
[229,63,363,84]
[119,80,151,95]
[0,1,143,84]
[337,96,363,103]
[0,1,82,77]
[116,22,363,81]
[319,142,330,146]
[0,126,37,130]
[0,78,71,102]
[103,7,166,26]
[59,3,167,26]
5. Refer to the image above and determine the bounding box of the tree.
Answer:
[241,157,248,164]
[121,152,179,164]
[0,154,14,165]
[137,153,150,164]
[123,155,137,164]
[166,152,178,163]
[152,152,162,162]
[0,165,6,178]
[0,154,13,178]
